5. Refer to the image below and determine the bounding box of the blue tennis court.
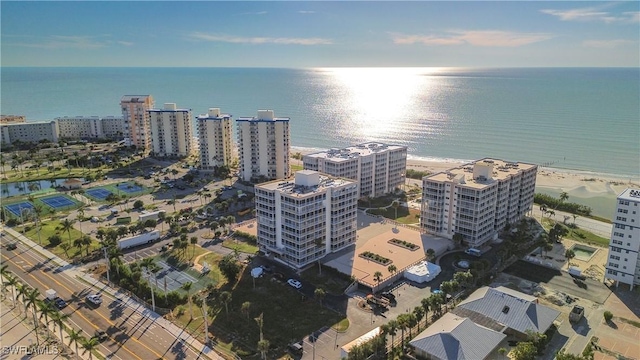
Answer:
[116,182,144,193]
[4,201,34,217]
[85,188,112,200]
[40,195,76,209]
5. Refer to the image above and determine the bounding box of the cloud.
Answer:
[117,41,134,46]
[392,30,552,47]
[541,7,640,23]
[583,39,635,48]
[241,11,268,15]
[298,11,315,14]
[9,35,108,49]
[189,32,332,45]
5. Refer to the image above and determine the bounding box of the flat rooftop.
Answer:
[619,188,640,202]
[305,142,407,162]
[426,158,537,189]
[256,174,355,198]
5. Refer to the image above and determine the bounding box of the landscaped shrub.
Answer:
[603,310,613,322]
[388,238,419,251]
[359,251,392,265]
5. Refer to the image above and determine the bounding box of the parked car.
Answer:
[5,243,17,251]
[287,279,302,289]
[54,298,67,309]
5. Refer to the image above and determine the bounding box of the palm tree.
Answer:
[67,328,83,357]
[257,339,270,360]
[49,310,70,344]
[373,271,383,292]
[396,313,410,349]
[565,249,576,267]
[426,248,436,262]
[4,275,19,308]
[413,306,425,331]
[241,301,251,320]
[24,287,41,346]
[60,218,75,244]
[0,264,10,288]
[190,236,198,258]
[77,209,85,234]
[220,291,232,315]
[60,243,71,258]
[81,235,92,256]
[391,200,400,221]
[81,336,100,360]
[182,282,193,319]
[16,283,29,315]
[254,312,264,341]
[314,288,326,305]
[37,300,57,339]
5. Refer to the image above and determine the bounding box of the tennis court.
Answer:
[4,201,34,217]
[85,188,113,200]
[152,260,199,292]
[116,182,144,193]
[39,195,77,209]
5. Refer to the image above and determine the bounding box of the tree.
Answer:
[565,249,576,266]
[81,336,100,360]
[498,347,508,359]
[24,287,41,346]
[391,200,400,220]
[60,218,75,244]
[49,310,70,344]
[413,306,425,332]
[82,235,92,256]
[218,253,242,283]
[3,275,19,308]
[257,339,270,360]
[512,341,537,360]
[220,291,232,315]
[241,301,251,319]
[190,236,198,258]
[16,283,30,315]
[452,233,464,248]
[603,310,613,322]
[426,248,436,262]
[386,319,398,353]
[373,271,383,291]
[37,300,57,339]
[67,328,83,358]
[133,199,144,210]
[182,282,194,319]
[255,312,264,341]
[558,191,569,209]
[314,288,326,305]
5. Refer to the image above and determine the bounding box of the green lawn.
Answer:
[368,205,420,224]
[23,219,102,259]
[541,218,609,248]
[222,239,258,254]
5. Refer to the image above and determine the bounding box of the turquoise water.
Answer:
[2,67,638,177]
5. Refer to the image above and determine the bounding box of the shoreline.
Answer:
[292,146,640,218]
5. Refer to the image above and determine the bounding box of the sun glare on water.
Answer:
[316,67,446,141]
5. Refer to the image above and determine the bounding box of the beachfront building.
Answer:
[254,170,358,269]
[237,110,290,182]
[302,142,407,198]
[197,108,233,170]
[604,188,640,290]
[420,158,537,248]
[0,115,26,124]
[121,95,154,151]
[148,103,193,157]
[0,120,59,146]
[55,116,124,140]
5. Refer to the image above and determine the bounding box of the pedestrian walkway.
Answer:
[1,225,223,360]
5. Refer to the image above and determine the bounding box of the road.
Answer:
[1,231,218,360]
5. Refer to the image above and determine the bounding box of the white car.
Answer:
[287,279,302,289]
[86,294,103,305]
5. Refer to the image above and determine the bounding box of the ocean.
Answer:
[2,67,638,177]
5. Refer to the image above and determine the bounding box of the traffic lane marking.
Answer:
[2,251,156,360]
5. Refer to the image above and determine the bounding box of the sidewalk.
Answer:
[1,225,223,360]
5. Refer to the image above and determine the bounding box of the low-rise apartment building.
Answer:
[605,188,640,290]
[55,116,124,140]
[0,120,59,146]
[255,170,358,269]
[421,158,537,248]
[197,108,233,170]
[303,142,407,198]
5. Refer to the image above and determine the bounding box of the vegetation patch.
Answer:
[405,168,431,180]
[359,251,392,265]
[388,238,420,251]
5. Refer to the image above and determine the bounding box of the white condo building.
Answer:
[121,95,154,151]
[197,108,233,169]
[1,121,59,146]
[255,170,358,269]
[237,110,290,182]
[303,142,407,198]
[421,159,537,248]
[605,188,640,290]
[55,116,124,140]
[148,103,193,157]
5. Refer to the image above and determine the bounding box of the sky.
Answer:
[1,1,639,67]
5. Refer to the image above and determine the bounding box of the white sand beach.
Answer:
[292,146,640,218]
